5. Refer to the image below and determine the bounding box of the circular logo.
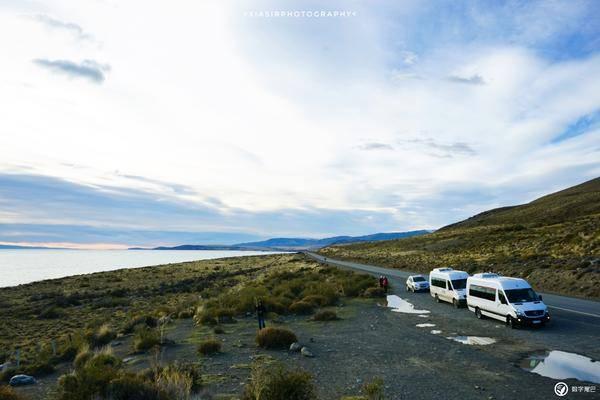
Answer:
[554,382,569,397]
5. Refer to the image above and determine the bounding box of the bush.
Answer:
[106,374,160,400]
[57,350,122,400]
[133,326,161,352]
[197,339,221,356]
[362,287,386,298]
[214,307,235,323]
[155,366,192,400]
[0,385,27,400]
[87,324,116,348]
[288,301,314,315]
[256,327,297,349]
[301,295,329,307]
[177,309,194,319]
[363,377,384,400]
[196,312,217,326]
[242,361,316,400]
[312,310,338,321]
[122,315,158,334]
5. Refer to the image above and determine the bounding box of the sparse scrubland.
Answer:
[320,177,600,299]
[0,254,382,399]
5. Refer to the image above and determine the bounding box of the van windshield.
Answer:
[451,279,467,290]
[504,288,539,303]
[413,276,426,282]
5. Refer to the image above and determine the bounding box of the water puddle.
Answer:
[416,323,435,328]
[385,295,430,314]
[431,330,442,335]
[519,351,600,384]
[446,336,496,345]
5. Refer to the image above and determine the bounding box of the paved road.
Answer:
[304,251,600,326]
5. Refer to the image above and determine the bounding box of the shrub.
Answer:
[196,312,217,326]
[106,374,160,400]
[133,326,161,352]
[362,287,385,298]
[363,378,384,400]
[155,366,192,400]
[242,361,316,400]
[214,307,235,323]
[0,385,27,400]
[256,327,297,349]
[73,345,92,370]
[301,294,329,307]
[288,301,314,315]
[312,310,338,321]
[57,350,122,400]
[263,297,290,315]
[197,339,221,356]
[154,363,202,394]
[122,315,158,334]
[87,324,116,348]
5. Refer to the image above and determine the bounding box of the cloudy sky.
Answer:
[1,0,599,248]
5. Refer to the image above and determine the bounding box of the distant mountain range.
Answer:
[0,244,58,250]
[136,231,430,251]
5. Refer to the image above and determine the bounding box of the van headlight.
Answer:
[515,310,525,317]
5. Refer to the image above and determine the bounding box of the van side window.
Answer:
[469,284,496,301]
[431,278,446,288]
[447,280,452,290]
[499,293,507,305]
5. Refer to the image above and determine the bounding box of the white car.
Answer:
[406,275,430,292]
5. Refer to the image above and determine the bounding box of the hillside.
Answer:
[319,177,600,299]
[236,230,429,250]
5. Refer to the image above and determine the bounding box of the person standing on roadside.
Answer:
[255,299,266,330]
[382,276,389,293]
[379,275,384,288]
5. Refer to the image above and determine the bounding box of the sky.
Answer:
[0,0,599,248]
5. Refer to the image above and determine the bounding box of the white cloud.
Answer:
[0,0,598,241]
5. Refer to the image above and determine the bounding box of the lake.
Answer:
[0,249,283,288]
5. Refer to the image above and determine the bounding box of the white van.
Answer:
[466,273,550,328]
[429,267,469,308]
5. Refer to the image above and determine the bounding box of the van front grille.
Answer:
[524,310,544,317]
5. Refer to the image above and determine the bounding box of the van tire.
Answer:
[435,294,440,303]
[453,299,459,308]
[475,307,483,319]
[507,316,516,329]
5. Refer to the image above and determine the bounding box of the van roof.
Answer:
[430,268,469,278]
[468,275,532,290]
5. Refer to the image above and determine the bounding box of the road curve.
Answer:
[304,251,600,320]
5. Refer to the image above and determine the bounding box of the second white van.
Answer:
[429,267,469,308]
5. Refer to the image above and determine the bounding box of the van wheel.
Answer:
[435,294,440,303]
[453,299,459,309]
[507,316,516,329]
[475,307,483,319]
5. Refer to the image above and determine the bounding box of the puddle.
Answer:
[519,351,600,384]
[446,336,496,345]
[431,330,442,335]
[416,323,435,328]
[385,295,430,314]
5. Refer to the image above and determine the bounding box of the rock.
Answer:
[301,347,315,357]
[289,342,302,352]
[9,374,36,386]
[111,341,122,347]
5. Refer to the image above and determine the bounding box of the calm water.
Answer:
[0,249,282,288]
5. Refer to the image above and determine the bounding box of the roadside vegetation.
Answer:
[0,253,381,399]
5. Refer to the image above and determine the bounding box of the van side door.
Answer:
[497,290,510,319]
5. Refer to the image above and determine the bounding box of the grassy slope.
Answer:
[320,177,600,299]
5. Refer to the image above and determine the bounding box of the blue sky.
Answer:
[0,0,599,248]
